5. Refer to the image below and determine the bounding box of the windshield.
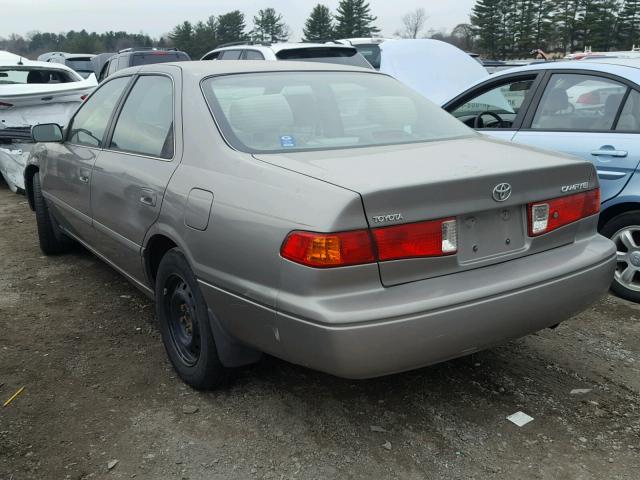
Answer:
[131,52,190,66]
[354,44,381,69]
[202,71,472,153]
[0,67,77,84]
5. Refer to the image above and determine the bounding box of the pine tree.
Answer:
[216,10,247,46]
[553,0,583,54]
[582,0,620,51]
[334,0,380,38]
[251,8,289,42]
[471,0,503,58]
[303,4,335,42]
[169,21,194,56]
[192,16,217,58]
[617,0,640,48]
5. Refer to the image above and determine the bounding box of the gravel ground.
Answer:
[1,181,639,480]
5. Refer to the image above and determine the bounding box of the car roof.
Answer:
[0,54,80,73]
[209,42,355,54]
[490,58,640,77]
[135,59,379,78]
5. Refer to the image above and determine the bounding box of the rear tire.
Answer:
[155,248,229,389]
[601,211,640,303]
[32,174,73,255]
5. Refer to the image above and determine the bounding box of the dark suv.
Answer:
[98,48,190,81]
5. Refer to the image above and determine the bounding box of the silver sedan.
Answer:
[26,61,616,389]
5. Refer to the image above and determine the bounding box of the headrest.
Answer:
[229,94,293,133]
[543,88,569,113]
[27,70,48,83]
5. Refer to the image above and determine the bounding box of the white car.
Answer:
[0,51,97,191]
[200,42,372,68]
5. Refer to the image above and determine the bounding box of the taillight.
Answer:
[528,189,600,236]
[281,230,375,268]
[80,94,88,101]
[577,91,600,105]
[372,218,457,261]
[0,101,13,109]
[281,217,457,268]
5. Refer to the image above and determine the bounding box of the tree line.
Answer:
[0,0,380,60]
[471,0,640,59]
[169,0,380,59]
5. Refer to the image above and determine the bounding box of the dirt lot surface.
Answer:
[1,182,639,480]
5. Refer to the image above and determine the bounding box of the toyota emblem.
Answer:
[492,183,512,202]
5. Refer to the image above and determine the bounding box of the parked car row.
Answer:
[2,38,639,389]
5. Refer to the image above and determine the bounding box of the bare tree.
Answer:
[399,8,428,39]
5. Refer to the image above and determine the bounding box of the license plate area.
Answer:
[458,207,525,264]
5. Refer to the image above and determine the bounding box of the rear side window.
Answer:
[117,56,130,70]
[531,74,627,131]
[219,50,242,60]
[615,90,640,132]
[244,50,265,60]
[354,44,381,69]
[68,76,130,147]
[202,71,472,153]
[110,75,174,158]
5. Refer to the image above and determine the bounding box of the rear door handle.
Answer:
[597,169,627,180]
[591,148,628,158]
[139,189,157,207]
[79,169,90,184]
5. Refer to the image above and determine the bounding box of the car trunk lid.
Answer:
[255,136,597,286]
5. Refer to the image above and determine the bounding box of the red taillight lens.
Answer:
[80,94,88,101]
[281,217,457,268]
[577,91,600,105]
[528,189,600,236]
[372,218,457,261]
[281,230,375,268]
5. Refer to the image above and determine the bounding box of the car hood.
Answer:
[379,39,489,105]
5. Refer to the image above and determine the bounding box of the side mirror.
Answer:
[32,123,63,143]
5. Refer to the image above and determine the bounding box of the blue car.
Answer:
[443,58,640,302]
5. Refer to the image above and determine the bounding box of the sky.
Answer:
[1,0,476,40]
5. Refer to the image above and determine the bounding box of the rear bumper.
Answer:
[201,235,616,379]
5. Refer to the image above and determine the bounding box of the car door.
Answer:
[40,76,131,240]
[513,71,640,203]
[89,71,181,282]
[444,72,544,143]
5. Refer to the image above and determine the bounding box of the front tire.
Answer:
[32,174,73,255]
[155,249,229,389]
[601,211,640,303]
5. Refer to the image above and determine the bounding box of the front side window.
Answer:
[354,44,381,69]
[450,76,536,129]
[615,90,640,132]
[110,75,174,158]
[68,76,130,147]
[202,71,473,153]
[531,73,627,131]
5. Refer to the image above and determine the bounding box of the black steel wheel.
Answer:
[155,249,229,389]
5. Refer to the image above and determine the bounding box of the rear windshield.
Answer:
[354,44,381,69]
[276,47,373,69]
[131,52,190,66]
[202,71,472,153]
[0,67,77,84]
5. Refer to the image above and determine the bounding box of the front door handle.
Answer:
[591,148,628,158]
[139,189,157,207]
